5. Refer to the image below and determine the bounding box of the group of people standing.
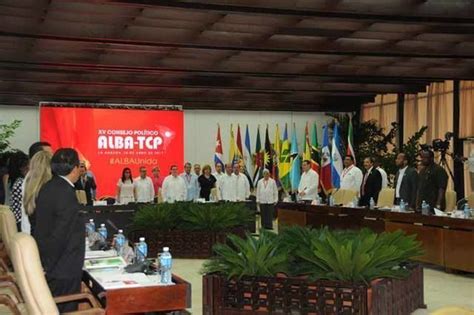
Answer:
[338,150,448,211]
[1,142,86,312]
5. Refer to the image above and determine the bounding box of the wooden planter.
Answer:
[203,264,424,315]
[129,227,246,259]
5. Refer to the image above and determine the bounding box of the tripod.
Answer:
[438,151,455,183]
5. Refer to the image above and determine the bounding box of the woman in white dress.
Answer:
[116,168,135,204]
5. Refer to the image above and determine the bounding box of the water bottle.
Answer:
[86,219,95,236]
[160,247,173,284]
[400,199,406,212]
[369,197,375,210]
[352,196,359,208]
[463,204,471,219]
[98,223,107,241]
[329,195,334,206]
[421,200,430,215]
[135,237,148,263]
[316,195,322,205]
[115,229,126,256]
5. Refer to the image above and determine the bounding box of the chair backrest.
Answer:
[0,208,19,256]
[0,205,10,241]
[332,189,346,205]
[377,188,395,208]
[9,233,59,315]
[210,188,219,201]
[445,190,457,212]
[76,190,87,205]
[342,189,358,206]
[467,193,474,209]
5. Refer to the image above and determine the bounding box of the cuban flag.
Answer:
[214,124,224,167]
[331,122,344,189]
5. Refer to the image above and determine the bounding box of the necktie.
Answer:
[361,172,368,196]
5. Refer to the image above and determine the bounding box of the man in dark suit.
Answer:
[394,152,418,210]
[416,150,448,212]
[33,148,84,312]
[74,162,97,206]
[359,157,382,207]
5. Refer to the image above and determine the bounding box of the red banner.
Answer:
[40,105,184,198]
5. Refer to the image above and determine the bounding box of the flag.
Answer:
[244,124,253,178]
[236,124,243,165]
[214,124,224,168]
[253,126,263,186]
[320,124,332,194]
[331,123,344,189]
[264,124,273,176]
[347,116,356,165]
[290,123,301,192]
[229,124,237,164]
[303,122,311,162]
[311,122,321,173]
[273,124,281,184]
[279,123,291,192]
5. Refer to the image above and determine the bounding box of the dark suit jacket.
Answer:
[74,175,96,206]
[33,176,85,280]
[394,167,418,209]
[359,168,382,207]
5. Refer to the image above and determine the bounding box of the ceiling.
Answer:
[0,0,473,111]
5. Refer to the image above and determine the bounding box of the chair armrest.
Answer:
[54,292,102,308]
[0,281,23,303]
[0,258,10,274]
[0,294,21,315]
[64,308,105,315]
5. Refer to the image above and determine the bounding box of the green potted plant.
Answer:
[202,226,425,314]
[129,202,254,259]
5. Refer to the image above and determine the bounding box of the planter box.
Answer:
[203,265,424,315]
[129,227,246,259]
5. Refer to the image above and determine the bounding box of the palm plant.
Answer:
[133,203,180,231]
[293,228,423,284]
[202,230,288,279]
[179,202,254,232]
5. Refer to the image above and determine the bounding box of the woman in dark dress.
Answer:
[198,165,217,201]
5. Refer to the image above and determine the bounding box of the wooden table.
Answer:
[277,202,474,273]
[83,271,191,314]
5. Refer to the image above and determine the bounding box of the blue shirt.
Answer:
[180,173,200,201]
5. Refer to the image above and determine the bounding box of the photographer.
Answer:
[416,150,448,213]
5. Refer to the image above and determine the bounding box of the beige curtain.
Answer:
[361,94,398,131]
[404,81,454,144]
[460,81,474,138]
[464,140,474,196]
[404,81,454,190]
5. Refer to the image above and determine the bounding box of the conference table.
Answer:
[277,202,474,273]
[82,249,191,314]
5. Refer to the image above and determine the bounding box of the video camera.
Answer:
[420,132,454,154]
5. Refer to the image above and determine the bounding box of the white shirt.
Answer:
[395,166,408,198]
[20,180,30,234]
[162,175,187,202]
[213,172,225,182]
[218,173,237,201]
[256,178,278,204]
[133,176,154,202]
[180,172,200,201]
[377,167,388,188]
[340,165,363,194]
[117,179,135,204]
[298,169,319,201]
[235,173,250,201]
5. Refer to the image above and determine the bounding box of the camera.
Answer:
[425,132,454,153]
